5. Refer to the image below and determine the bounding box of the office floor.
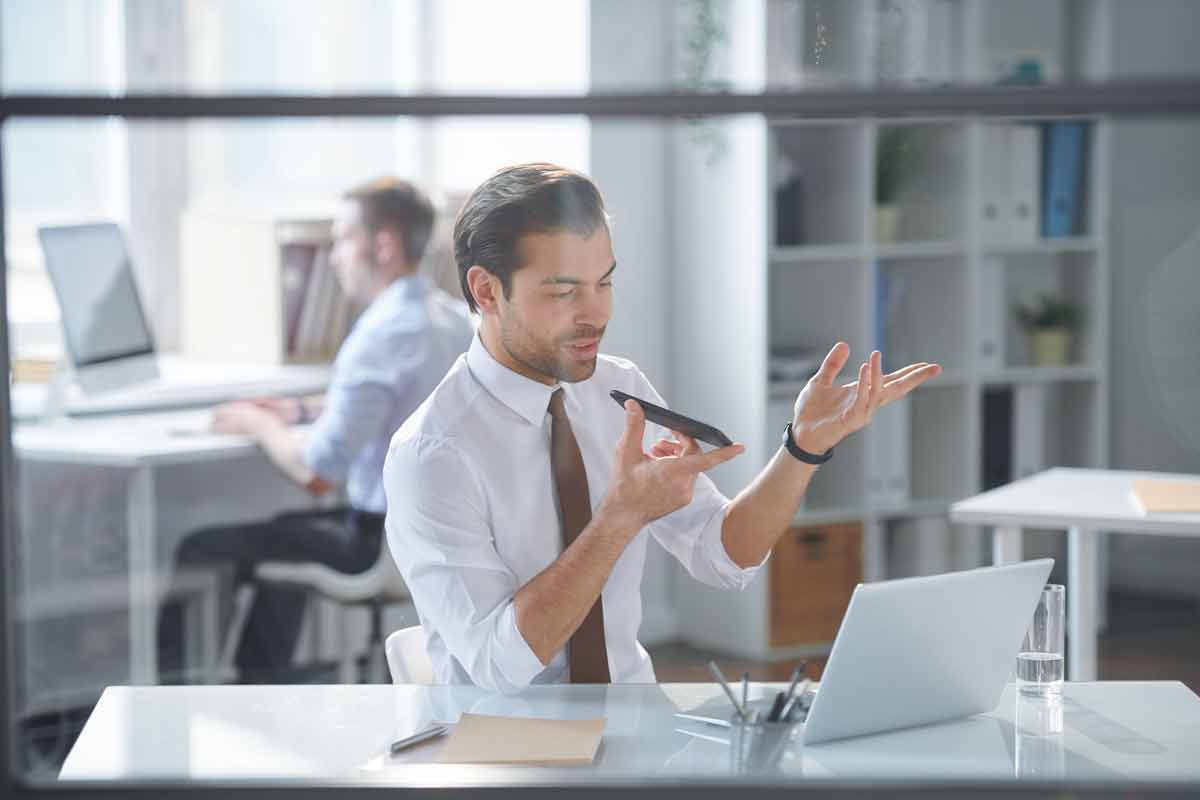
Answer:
[648,590,1200,694]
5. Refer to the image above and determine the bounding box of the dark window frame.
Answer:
[4,79,1200,799]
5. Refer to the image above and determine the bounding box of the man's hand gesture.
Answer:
[790,342,941,455]
[603,400,744,531]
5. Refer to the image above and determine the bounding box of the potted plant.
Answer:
[874,127,921,242]
[1013,294,1082,367]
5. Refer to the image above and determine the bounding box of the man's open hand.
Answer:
[790,342,941,454]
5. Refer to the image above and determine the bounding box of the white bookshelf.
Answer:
[180,211,358,366]
[670,0,1112,659]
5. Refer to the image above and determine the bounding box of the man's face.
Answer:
[330,200,375,303]
[494,226,615,384]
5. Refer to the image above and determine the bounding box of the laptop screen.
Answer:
[37,223,156,367]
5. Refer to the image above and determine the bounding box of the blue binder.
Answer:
[1041,121,1088,237]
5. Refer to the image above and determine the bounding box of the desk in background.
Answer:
[951,468,1200,682]
[59,681,1200,784]
[12,409,325,713]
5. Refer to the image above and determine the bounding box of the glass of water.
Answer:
[1017,584,1065,696]
[1014,692,1065,779]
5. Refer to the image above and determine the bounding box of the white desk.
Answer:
[14,410,320,692]
[950,468,1200,682]
[59,682,1200,785]
[11,358,331,421]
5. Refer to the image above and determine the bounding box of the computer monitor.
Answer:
[37,222,160,393]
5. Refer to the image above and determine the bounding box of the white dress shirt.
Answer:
[384,334,765,693]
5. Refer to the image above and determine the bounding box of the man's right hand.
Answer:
[601,399,744,531]
[247,396,304,425]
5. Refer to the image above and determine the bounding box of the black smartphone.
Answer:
[609,389,734,448]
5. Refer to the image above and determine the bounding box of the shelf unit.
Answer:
[180,211,358,365]
[670,0,1111,659]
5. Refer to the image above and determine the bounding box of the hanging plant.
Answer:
[679,0,731,166]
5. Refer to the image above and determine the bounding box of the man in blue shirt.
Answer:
[159,178,474,681]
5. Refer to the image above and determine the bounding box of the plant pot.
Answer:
[1027,328,1073,367]
[875,205,901,243]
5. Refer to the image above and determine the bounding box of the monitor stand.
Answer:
[39,354,160,421]
[74,353,160,395]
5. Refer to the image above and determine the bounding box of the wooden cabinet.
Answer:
[769,522,862,648]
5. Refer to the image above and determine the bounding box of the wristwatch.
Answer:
[783,422,833,465]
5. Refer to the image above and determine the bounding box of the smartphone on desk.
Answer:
[609,390,734,448]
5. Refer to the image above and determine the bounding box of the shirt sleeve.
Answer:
[303,328,421,484]
[383,433,545,694]
[636,372,768,591]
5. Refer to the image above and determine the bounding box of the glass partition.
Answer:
[4,0,1200,795]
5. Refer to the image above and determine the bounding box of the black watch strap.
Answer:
[783,422,833,465]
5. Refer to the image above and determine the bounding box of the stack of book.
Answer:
[280,243,359,363]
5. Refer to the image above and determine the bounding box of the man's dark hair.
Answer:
[343,177,436,267]
[453,163,609,313]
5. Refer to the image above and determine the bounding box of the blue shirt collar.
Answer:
[372,273,426,309]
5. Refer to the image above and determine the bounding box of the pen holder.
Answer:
[728,699,804,775]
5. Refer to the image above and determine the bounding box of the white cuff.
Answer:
[492,602,547,693]
[700,503,769,590]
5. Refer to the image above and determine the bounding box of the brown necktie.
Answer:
[547,388,611,683]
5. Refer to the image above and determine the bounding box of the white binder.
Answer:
[1012,383,1047,481]
[979,123,1040,243]
[977,257,1007,371]
[866,396,911,507]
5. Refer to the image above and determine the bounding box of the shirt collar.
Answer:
[377,273,426,306]
[467,333,585,426]
[354,273,428,328]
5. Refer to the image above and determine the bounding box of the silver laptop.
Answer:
[35,223,329,416]
[802,558,1054,745]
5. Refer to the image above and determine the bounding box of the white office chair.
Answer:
[218,537,413,683]
[385,625,434,685]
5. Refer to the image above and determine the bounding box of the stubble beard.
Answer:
[499,311,602,385]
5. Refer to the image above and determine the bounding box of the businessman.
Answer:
[384,163,940,692]
[160,177,474,681]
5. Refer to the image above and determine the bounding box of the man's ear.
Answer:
[466,265,502,314]
[373,228,406,269]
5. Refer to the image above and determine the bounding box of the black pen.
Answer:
[779,678,811,722]
[766,691,786,722]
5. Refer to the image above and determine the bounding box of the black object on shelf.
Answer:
[981,387,1013,490]
[775,175,805,246]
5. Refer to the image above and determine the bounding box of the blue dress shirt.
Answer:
[304,275,474,513]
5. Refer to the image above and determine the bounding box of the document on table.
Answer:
[437,713,605,765]
[1131,479,1200,513]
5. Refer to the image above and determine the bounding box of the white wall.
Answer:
[666,0,773,657]
[1106,0,1200,596]
[589,0,679,645]
[125,0,188,350]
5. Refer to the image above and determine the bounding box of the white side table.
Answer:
[951,467,1200,681]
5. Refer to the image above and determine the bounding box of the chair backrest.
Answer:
[254,524,411,603]
[385,625,434,685]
